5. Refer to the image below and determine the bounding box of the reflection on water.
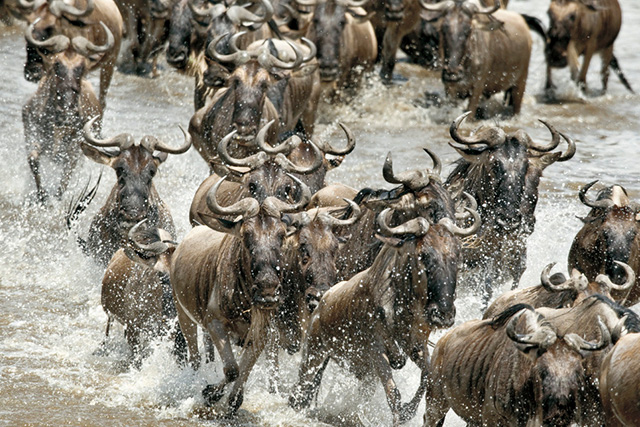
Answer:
[1,0,640,425]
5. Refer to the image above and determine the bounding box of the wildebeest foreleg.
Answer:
[176,303,200,369]
[28,147,46,203]
[380,23,402,83]
[202,318,239,406]
[289,329,330,410]
[372,343,403,426]
[577,44,597,92]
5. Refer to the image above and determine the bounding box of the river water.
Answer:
[1,0,639,425]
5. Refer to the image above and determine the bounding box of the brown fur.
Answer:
[546,0,622,92]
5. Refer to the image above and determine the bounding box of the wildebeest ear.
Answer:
[81,143,116,166]
[153,151,169,164]
[292,63,318,79]
[374,233,406,247]
[531,151,562,170]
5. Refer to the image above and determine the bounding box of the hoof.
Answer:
[203,384,225,406]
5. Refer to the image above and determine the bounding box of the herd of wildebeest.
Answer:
[4,0,640,424]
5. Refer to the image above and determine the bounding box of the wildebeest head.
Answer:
[24,0,96,81]
[377,204,479,328]
[166,0,197,69]
[505,307,610,426]
[447,112,576,235]
[81,117,192,231]
[214,121,325,203]
[25,19,113,125]
[202,174,312,309]
[421,0,500,83]
[185,0,273,76]
[206,33,317,142]
[546,0,598,68]
[569,181,640,287]
[283,202,362,311]
[302,0,371,81]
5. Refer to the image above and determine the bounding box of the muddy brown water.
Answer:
[1,0,640,425]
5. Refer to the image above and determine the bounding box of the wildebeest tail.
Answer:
[66,170,102,231]
[490,303,535,329]
[521,14,546,41]
[610,55,635,94]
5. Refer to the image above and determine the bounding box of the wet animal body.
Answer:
[23,20,112,202]
[422,0,532,117]
[545,0,634,94]
[568,181,640,304]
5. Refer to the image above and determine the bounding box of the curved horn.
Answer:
[50,0,94,17]
[382,152,433,190]
[471,0,500,15]
[226,0,274,25]
[18,0,36,9]
[579,180,614,210]
[343,0,369,7]
[595,261,636,292]
[565,316,611,352]
[207,32,251,64]
[611,315,629,344]
[423,147,442,177]
[218,129,268,168]
[263,173,312,214]
[418,0,453,12]
[72,22,114,57]
[188,0,219,23]
[296,0,319,7]
[455,192,478,220]
[438,206,480,237]
[274,141,324,174]
[260,38,304,70]
[524,120,562,152]
[312,122,356,156]
[299,37,316,63]
[449,112,506,147]
[377,208,430,237]
[506,310,556,349]
[539,263,584,292]
[319,199,362,227]
[206,175,260,218]
[145,126,192,154]
[128,219,169,254]
[256,121,302,155]
[554,129,576,162]
[25,19,70,52]
[82,116,134,149]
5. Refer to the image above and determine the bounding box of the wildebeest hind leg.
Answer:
[600,46,614,93]
[176,305,200,369]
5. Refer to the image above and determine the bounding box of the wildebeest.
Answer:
[545,0,634,94]
[536,295,640,425]
[599,326,640,426]
[368,0,426,83]
[189,123,327,224]
[446,112,576,300]
[25,0,123,109]
[424,304,611,426]
[333,146,479,281]
[483,260,635,318]
[301,0,377,97]
[114,0,172,76]
[67,117,191,266]
[166,0,274,109]
[290,205,479,425]
[23,20,112,202]
[421,0,532,118]
[189,34,320,171]
[170,173,312,414]
[569,181,640,305]
[101,220,186,366]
